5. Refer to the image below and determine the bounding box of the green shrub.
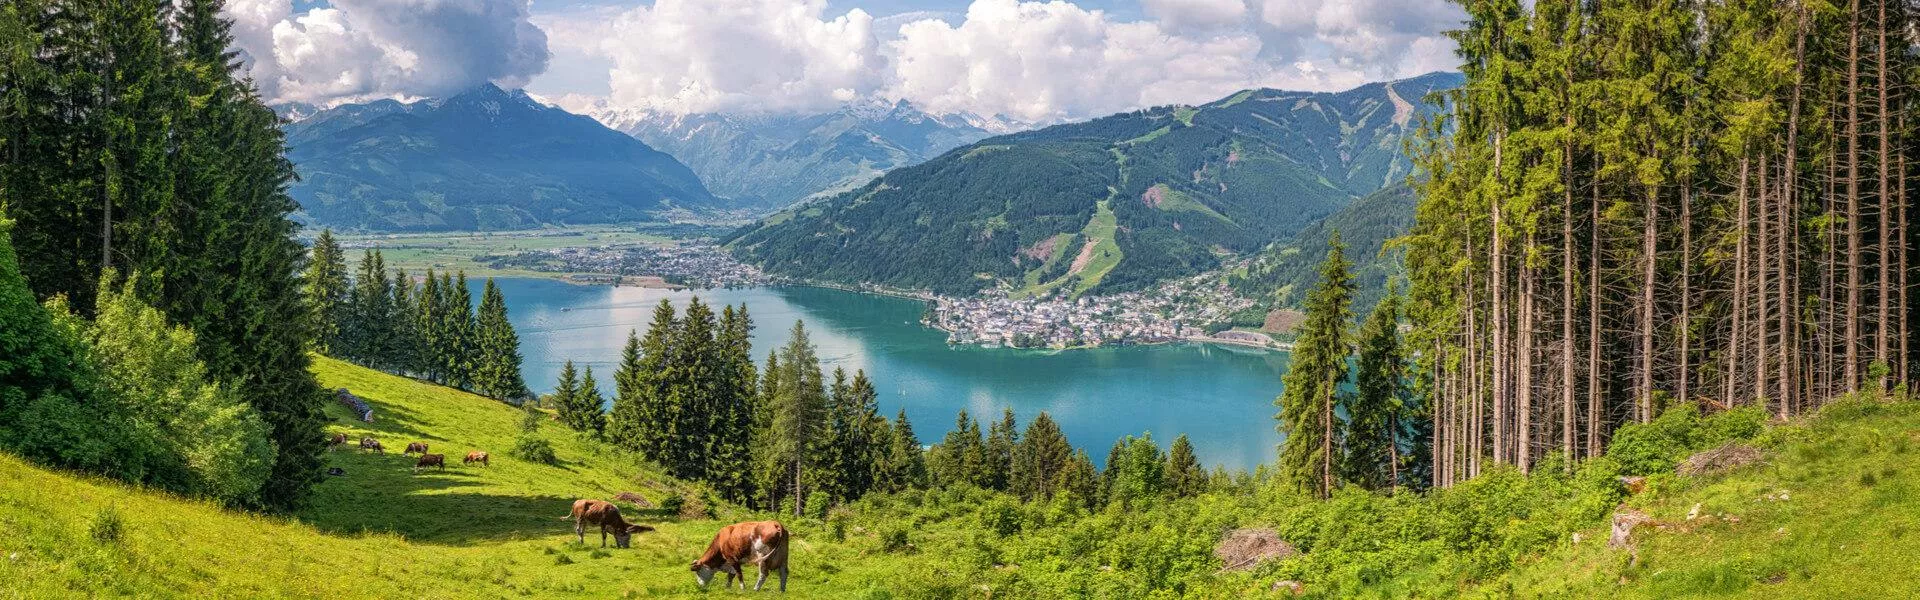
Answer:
[881,527,911,553]
[806,491,831,519]
[660,493,685,518]
[89,506,124,543]
[554,553,574,565]
[509,435,557,465]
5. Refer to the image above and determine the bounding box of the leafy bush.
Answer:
[89,506,124,543]
[660,493,685,518]
[510,435,558,465]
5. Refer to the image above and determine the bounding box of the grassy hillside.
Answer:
[0,357,904,598]
[5,357,1917,597]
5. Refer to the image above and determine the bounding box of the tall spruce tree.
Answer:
[1014,412,1073,501]
[984,408,1019,492]
[709,304,758,503]
[670,297,717,479]
[768,321,828,516]
[1278,234,1355,499]
[608,329,647,452]
[416,270,443,383]
[880,409,928,493]
[472,278,526,401]
[302,230,347,354]
[1163,434,1206,498]
[443,272,476,389]
[576,366,606,436]
[1346,285,1408,490]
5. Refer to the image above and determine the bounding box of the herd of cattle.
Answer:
[326,431,793,591]
[328,432,488,470]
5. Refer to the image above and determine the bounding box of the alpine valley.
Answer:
[724,72,1463,296]
[587,98,1026,209]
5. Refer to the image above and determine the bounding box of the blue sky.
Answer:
[227,0,1461,121]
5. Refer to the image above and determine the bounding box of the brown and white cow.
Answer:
[464,451,489,466]
[562,499,653,548]
[691,521,790,592]
[329,432,348,449]
[404,442,429,455]
[414,453,445,470]
[359,437,383,454]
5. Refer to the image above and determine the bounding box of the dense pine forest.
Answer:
[1398,0,1916,486]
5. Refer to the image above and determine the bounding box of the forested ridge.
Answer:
[726,73,1461,296]
[1400,0,1916,484]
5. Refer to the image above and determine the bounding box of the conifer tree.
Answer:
[1346,285,1408,490]
[623,300,679,463]
[670,297,717,479]
[302,230,348,354]
[1059,449,1101,509]
[1278,234,1355,499]
[472,278,526,401]
[708,304,758,502]
[576,366,606,436]
[443,272,475,389]
[608,329,647,452]
[879,409,928,492]
[553,360,581,427]
[1014,412,1072,500]
[1163,434,1206,498]
[416,270,443,383]
[768,321,827,516]
[387,270,420,376]
[984,408,1019,492]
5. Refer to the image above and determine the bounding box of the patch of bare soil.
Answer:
[1263,309,1307,334]
[1068,239,1100,274]
[1678,443,1764,477]
[1215,528,1297,572]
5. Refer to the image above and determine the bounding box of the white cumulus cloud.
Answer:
[226,0,550,106]
[582,0,885,115]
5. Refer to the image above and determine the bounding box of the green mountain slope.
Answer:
[725,72,1462,296]
[285,85,722,232]
[1231,183,1418,312]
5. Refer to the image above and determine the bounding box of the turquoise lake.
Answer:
[487,278,1291,470]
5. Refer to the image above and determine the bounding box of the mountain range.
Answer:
[282,84,721,231]
[725,72,1464,296]
[583,99,1027,209]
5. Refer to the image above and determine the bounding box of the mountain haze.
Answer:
[592,100,1020,209]
[284,85,722,231]
[726,72,1464,296]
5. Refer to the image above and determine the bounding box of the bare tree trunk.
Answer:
[1733,158,1751,408]
[1519,254,1534,472]
[1874,0,1891,391]
[1781,0,1809,417]
[1641,180,1657,421]
[1563,129,1578,461]
[1587,180,1603,456]
[1492,131,1508,465]
[1759,156,1772,402]
[1845,0,1862,393]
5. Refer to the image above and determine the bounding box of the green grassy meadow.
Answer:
[5,357,1920,598]
[333,227,672,281]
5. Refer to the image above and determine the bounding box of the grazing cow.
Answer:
[404,442,429,456]
[691,521,790,592]
[562,499,654,548]
[464,451,489,467]
[359,437,383,454]
[329,432,348,449]
[415,453,445,470]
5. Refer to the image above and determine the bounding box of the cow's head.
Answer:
[612,524,653,549]
[691,562,717,587]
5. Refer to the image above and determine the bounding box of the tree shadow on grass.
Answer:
[302,465,586,546]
